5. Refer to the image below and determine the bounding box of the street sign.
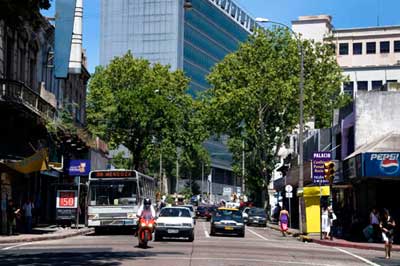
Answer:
[312,152,331,184]
[285,184,293,193]
[56,190,78,208]
[285,192,293,198]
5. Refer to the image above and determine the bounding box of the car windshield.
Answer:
[214,209,242,222]
[89,180,137,206]
[249,208,266,217]
[159,208,191,217]
[183,205,194,212]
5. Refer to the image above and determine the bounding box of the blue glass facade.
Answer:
[100,0,256,179]
[183,0,251,96]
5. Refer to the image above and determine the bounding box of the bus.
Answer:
[86,169,156,230]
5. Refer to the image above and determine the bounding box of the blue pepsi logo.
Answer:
[380,159,399,175]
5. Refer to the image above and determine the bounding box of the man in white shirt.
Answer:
[22,199,34,233]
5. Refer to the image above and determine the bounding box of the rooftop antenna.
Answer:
[377,0,380,26]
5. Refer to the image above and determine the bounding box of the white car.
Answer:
[181,205,196,224]
[155,207,195,241]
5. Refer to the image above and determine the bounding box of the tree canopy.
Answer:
[87,52,208,176]
[202,28,349,194]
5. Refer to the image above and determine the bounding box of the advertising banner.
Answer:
[68,160,90,176]
[312,152,331,184]
[364,153,400,177]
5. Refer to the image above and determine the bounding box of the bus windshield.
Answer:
[89,180,138,206]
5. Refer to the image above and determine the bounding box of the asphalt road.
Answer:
[0,220,399,266]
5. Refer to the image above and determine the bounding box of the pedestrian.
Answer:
[327,206,336,240]
[279,206,289,236]
[380,209,396,259]
[6,199,20,235]
[22,198,34,233]
[370,207,380,242]
[321,206,330,239]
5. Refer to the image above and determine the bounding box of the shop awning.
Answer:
[4,148,48,174]
[345,132,400,160]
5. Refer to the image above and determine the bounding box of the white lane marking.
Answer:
[334,247,381,266]
[201,222,210,238]
[1,242,32,250]
[247,228,269,240]
[132,256,334,265]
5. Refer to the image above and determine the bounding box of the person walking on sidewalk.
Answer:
[6,199,20,235]
[327,206,336,240]
[380,209,396,259]
[369,207,380,242]
[321,206,330,239]
[279,206,289,236]
[22,198,34,233]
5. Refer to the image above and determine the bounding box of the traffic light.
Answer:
[324,161,335,183]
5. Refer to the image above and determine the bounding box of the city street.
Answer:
[0,220,399,266]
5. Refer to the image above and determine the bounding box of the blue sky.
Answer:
[43,0,400,74]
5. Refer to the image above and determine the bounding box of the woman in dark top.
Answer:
[380,209,396,259]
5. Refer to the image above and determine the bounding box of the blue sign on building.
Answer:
[312,152,331,184]
[55,0,76,78]
[68,160,91,176]
[364,153,400,177]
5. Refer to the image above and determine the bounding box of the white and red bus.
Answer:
[86,169,155,230]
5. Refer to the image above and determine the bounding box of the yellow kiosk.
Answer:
[303,186,330,233]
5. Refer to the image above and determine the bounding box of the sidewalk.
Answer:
[0,225,94,244]
[266,223,400,252]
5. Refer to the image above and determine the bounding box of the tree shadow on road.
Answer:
[0,249,185,266]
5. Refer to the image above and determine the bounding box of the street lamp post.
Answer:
[255,18,305,232]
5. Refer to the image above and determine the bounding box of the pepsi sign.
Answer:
[364,153,400,177]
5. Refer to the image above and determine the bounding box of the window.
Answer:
[357,81,368,91]
[343,81,354,95]
[339,43,349,55]
[366,42,376,54]
[353,43,362,55]
[372,80,383,90]
[380,41,390,53]
[394,41,400,53]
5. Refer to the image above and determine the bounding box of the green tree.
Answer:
[202,28,349,196]
[0,0,52,29]
[87,52,207,174]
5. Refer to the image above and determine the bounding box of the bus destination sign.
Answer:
[91,171,135,178]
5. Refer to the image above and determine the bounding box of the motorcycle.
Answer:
[137,214,155,248]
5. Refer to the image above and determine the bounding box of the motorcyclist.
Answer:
[137,198,156,219]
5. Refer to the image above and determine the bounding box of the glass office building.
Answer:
[100,0,256,188]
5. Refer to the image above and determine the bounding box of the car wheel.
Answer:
[210,227,215,236]
[154,232,162,241]
[188,230,194,242]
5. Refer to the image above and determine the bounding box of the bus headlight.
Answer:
[88,214,99,220]
[127,213,135,218]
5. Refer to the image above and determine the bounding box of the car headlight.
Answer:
[183,223,192,227]
[214,222,221,225]
[157,222,165,227]
[88,214,98,219]
[237,223,244,226]
[127,213,135,218]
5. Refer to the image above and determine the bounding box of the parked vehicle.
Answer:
[210,207,245,237]
[247,208,267,227]
[155,207,194,241]
[137,213,155,248]
[242,207,251,223]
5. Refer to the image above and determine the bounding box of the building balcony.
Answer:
[0,78,56,120]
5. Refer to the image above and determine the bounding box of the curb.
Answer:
[311,238,400,252]
[266,224,300,237]
[0,228,94,244]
